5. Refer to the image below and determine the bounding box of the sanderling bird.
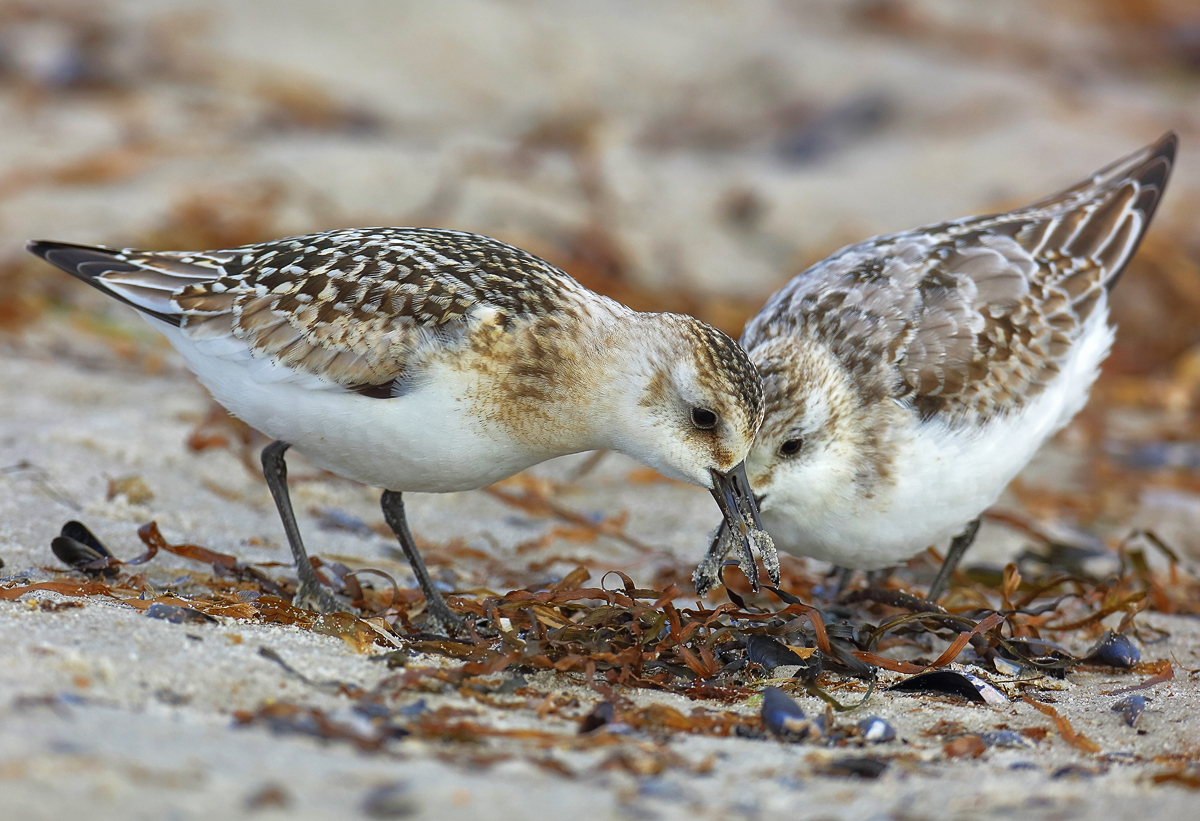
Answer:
[695,132,1176,602]
[29,227,777,631]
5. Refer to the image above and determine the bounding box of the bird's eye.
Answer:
[690,407,718,430]
[778,438,803,457]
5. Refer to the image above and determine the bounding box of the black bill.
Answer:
[707,462,779,591]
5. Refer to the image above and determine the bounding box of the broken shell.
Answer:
[1085,631,1140,669]
[887,669,1008,705]
[1111,694,1147,728]
[362,782,417,819]
[746,635,805,671]
[992,655,1024,676]
[817,757,889,779]
[857,716,896,743]
[761,686,819,741]
[146,603,216,624]
[579,702,615,734]
[979,730,1034,748]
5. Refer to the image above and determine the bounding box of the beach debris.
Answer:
[1108,661,1175,695]
[14,508,1191,779]
[1021,697,1101,754]
[146,603,216,624]
[51,520,118,575]
[745,635,809,672]
[361,782,418,818]
[245,784,291,811]
[816,757,889,779]
[234,701,407,752]
[1152,765,1200,789]
[979,730,1035,749]
[761,686,821,741]
[944,735,987,758]
[776,91,893,164]
[856,716,896,743]
[106,475,154,505]
[579,701,615,734]
[1085,631,1141,668]
[888,670,1008,705]
[1111,694,1147,728]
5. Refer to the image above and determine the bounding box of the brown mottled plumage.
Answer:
[30,227,774,627]
[744,134,1174,428]
[697,132,1177,601]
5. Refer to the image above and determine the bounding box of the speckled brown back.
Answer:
[743,132,1177,426]
[122,227,593,392]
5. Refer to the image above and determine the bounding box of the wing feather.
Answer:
[744,132,1177,424]
[28,228,587,396]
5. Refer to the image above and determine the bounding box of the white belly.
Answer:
[764,309,1114,569]
[159,323,550,492]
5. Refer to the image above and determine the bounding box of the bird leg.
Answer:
[835,564,854,595]
[926,516,981,602]
[866,568,892,588]
[380,489,464,635]
[261,440,352,614]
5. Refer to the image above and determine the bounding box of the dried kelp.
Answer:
[3,513,1190,773]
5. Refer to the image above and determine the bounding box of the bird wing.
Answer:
[744,132,1177,424]
[29,227,588,396]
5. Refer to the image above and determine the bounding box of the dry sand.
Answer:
[3,2,1200,818]
[1,346,1199,820]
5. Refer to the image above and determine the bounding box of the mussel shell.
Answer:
[746,635,804,670]
[1111,694,1147,728]
[817,757,889,779]
[857,716,896,743]
[1086,631,1140,668]
[888,670,1008,705]
[145,603,215,624]
[761,686,818,741]
[979,730,1034,748]
[51,536,117,576]
[60,521,113,557]
[579,701,615,734]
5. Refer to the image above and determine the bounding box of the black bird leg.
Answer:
[261,440,351,614]
[866,568,892,588]
[834,566,855,596]
[927,517,981,602]
[380,489,464,635]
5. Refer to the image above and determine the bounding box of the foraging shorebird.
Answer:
[695,133,1177,602]
[29,227,777,632]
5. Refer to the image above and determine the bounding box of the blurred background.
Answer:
[2,0,1200,564]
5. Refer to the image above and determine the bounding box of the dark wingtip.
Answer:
[1104,131,1179,292]
[25,238,183,327]
[26,239,53,259]
[1154,130,1179,162]
[1136,131,1178,194]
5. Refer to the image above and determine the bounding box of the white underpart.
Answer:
[156,320,551,493]
[762,297,1115,569]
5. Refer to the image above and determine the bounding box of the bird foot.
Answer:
[293,578,354,615]
[419,603,465,637]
